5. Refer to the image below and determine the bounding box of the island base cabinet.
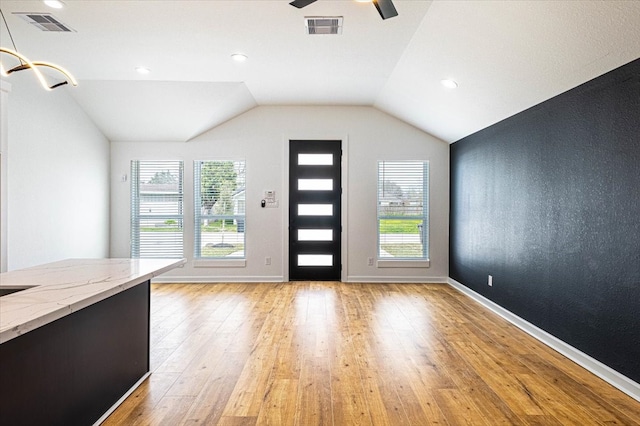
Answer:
[0,281,150,426]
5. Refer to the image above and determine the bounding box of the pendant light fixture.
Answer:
[0,8,77,90]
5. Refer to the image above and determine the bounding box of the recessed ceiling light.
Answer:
[231,53,248,62]
[135,66,151,75]
[441,79,458,89]
[43,0,65,9]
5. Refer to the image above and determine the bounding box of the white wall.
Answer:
[111,106,449,282]
[0,80,10,272]
[4,72,110,270]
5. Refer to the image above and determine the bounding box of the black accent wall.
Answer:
[450,58,640,383]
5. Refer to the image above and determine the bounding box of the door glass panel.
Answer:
[298,153,333,166]
[298,229,333,241]
[298,179,333,191]
[298,254,333,266]
[298,204,333,216]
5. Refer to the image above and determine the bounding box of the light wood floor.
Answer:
[104,282,639,425]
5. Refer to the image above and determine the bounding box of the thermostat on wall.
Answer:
[264,190,278,208]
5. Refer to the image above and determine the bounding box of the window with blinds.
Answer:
[377,161,429,259]
[194,160,246,259]
[131,160,184,258]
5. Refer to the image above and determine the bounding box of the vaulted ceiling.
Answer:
[1,0,639,143]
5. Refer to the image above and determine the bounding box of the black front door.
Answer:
[289,140,342,281]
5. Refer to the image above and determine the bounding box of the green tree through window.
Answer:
[195,160,246,259]
[200,161,237,214]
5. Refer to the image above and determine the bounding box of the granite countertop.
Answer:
[0,258,185,344]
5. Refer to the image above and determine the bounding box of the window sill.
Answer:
[377,259,430,268]
[193,259,246,268]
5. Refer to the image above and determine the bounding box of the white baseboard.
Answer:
[447,277,640,403]
[347,276,449,283]
[152,275,285,283]
[94,372,151,425]
[152,275,450,284]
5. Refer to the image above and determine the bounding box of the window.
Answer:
[377,161,429,260]
[194,160,246,259]
[131,160,184,258]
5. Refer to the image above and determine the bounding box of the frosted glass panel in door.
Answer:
[298,154,333,166]
[298,179,333,191]
[298,204,333,216]
[298,229,333,241]
[298,254,333,266]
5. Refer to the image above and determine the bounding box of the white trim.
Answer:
[0,80,11,272]
[447,277,640,403]
[282,138,289,282]
[152,275,450,284]
[152,275,284,283]
[377,159,430,263]
[283,136,349,282]
[347,275,448,283]
[193,259,246,268]
[377,259,430,268]
[341,136,349,283]
[93,372,151,426]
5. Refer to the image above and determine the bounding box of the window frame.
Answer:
[376,160,430,267]
[193,159,246,263]
[130,160,184,259]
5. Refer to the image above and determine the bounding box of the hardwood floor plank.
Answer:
[103,282,640,426]
[295,355,333,426]
[521,354,640,425]
[181,350,249,425]
[433,388,491,426]
[255,379,298,426]
[401,386,449,426]
[513,373,603,425]
[330,363,372,425]
[360,374,408,426]
[439,365,524,425]
[142,396,196,426]
[519,415,565,426]
[102,372,180,426]
[163,335,230,397]
[451,340,545,416]
[369,350,449,425]
[216,416,258,426]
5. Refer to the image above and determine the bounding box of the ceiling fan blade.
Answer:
[289,0,318,8]
[373,0,398,20]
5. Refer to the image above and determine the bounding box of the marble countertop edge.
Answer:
[0,258,186,344]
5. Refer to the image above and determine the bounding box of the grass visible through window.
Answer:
[201,244,244,257]
[202,221,238,232]
[379,219,421,234]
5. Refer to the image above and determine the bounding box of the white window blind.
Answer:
[194,160,246,259]
[131,160,184,258]
[377,161,429,259]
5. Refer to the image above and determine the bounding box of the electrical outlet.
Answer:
[488,275,493,286]
[367,257,374,266]
[265,257,271,266]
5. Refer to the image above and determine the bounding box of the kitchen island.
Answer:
[0,258,185,426]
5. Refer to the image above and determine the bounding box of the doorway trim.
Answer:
[282,135,349,282]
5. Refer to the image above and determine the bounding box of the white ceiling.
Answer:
[1,0,639,143]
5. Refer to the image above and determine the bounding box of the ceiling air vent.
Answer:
[305,17,343,35]
[13,13,75,32]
